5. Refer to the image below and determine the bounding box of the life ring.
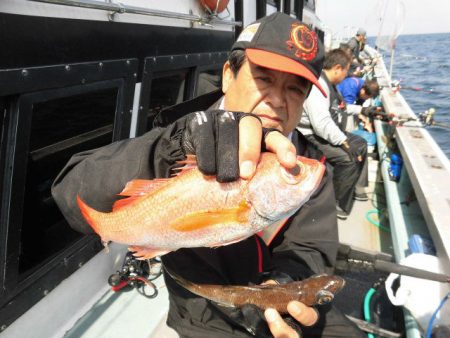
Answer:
[199,0,229,14]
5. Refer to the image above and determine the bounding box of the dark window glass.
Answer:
[196,69,222,97]
[18,89,117,276]
[148,72,187,121]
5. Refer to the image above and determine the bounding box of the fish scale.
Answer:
[77,153,325,259]
[166,268,346,313]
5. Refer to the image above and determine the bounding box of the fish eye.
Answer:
[316,290,334,305]
[287,163,301,176]
[280,163,303,184]
[318,295,332,305]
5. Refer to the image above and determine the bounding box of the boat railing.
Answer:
[29,0,243,26]
[370,46,450,269]
[367,45,450,338]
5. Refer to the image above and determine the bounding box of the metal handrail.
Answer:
[29,0,242,26]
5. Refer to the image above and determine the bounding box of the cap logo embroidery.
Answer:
[236,23,260,43]
[286,23,318,61]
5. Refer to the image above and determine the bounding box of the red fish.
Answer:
[77,153,325,259]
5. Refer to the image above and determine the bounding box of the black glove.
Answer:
[341,139,361,162]
[182,110,280,183]
[361,106,380,117]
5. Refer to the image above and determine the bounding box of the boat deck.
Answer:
[337,157,394,255]
[64,273,178,338]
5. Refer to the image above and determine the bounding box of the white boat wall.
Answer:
[370,45,450,337]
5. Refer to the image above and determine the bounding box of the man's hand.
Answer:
[361,106,383,118]
[358,114,374,133]
[341,140,363,162]
[260,280,318,338]
[183,110,297,182]
[265,302,319,338]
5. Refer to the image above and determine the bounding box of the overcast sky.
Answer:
[316,0,450,37]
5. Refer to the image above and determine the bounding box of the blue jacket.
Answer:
[337,77,365,104]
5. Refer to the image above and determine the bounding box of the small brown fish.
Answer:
[166,269,346,313]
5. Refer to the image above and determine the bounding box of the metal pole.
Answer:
[29,0,242,26]
[389,48,395,78]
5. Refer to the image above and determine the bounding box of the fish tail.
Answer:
[76,195,106,237]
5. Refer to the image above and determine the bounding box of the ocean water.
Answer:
[369,33,450,158]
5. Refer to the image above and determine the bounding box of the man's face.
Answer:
[339,64,350,83]
[359,89,370,101]
[331,63,350,84]
[222,59,311,136]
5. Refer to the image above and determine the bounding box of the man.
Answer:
[347,28,367,64]
[337,77,379,106]
[338,77,380,132]
[298,49,369,220]
[52,13,363,338]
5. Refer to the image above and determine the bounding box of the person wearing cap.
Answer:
[347,28,367,64]
[52,12,364,338]
[298,49,369,219]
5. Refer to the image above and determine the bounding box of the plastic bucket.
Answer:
[385,253,450,331]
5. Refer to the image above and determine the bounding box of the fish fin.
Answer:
[102,240,110,253]
[258,218,289,246]
[112,196,141,211]
[77,195,103,236]
[114,178,171,211]
[128,246,170,260]
[170,201,250,232]
[118,179,170,197]
[176,154,197,166]
[172,155,198,177]
[214,302,236,308]
[210,236,249,248]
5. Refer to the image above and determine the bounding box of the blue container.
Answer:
[389,153,403,181]
[408,234,436,256]
[352,129,377,146]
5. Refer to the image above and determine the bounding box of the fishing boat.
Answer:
[0,1,448,338]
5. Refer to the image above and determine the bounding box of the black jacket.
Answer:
[51,90,339,336]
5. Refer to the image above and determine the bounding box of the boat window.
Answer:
[19,88,117,276]
[136,52,228,135]
[196,69,222,97]
[0,59,137,330]
[148,71,188,122]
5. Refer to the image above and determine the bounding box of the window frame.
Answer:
[136,52,228,136]
[0,59,137,329]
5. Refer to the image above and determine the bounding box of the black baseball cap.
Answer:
[232,12,326,97]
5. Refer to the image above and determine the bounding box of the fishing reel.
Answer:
[418,108,436,126]
[108,251,162,298]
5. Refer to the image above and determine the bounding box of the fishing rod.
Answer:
[417,108,450,129]
[376,107,450,130]
[399,85,450,95]
[389,78,450,95]
[337,244,450,283]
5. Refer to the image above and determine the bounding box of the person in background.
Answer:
[298,49,369,220]
[338,77,379,106]
[347,28,367,64]
[52,13,364,338]
[339,43,363,77]
[338,77,380,133]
